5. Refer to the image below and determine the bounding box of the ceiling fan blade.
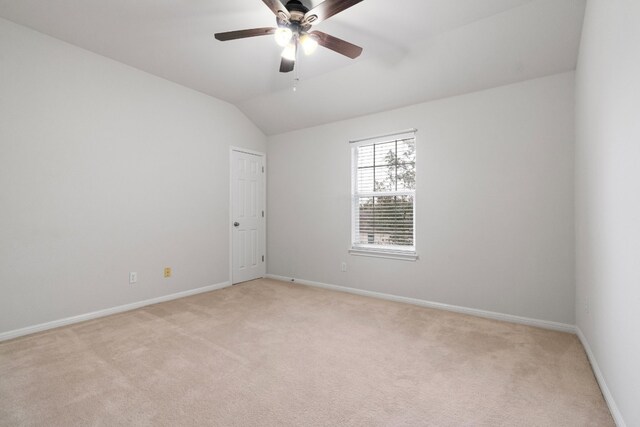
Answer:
[303,0,364,26]
[214,27,276,41]
[262,0,291,22]
[311,31,363,59]
[280,57,295,73]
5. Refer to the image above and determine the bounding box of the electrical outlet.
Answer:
[341,262,347,272]
[164,267,172,278]
[129,272,137,284]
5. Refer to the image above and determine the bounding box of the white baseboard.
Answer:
[0,281,231,342]
[266,274,576,334]
[576,327,626,427]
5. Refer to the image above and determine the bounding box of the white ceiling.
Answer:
[0,0,586,135]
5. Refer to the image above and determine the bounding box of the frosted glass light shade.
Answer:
[300,34,319,55]
[281,43,296,61]
[275,28,293,47]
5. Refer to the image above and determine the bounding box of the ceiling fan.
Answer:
[215,0,364,73]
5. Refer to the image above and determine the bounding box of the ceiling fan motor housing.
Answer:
[285,0,308,14]
[280,0,316,30]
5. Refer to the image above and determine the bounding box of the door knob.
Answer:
[234,222,240,227]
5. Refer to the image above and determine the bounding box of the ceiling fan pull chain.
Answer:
[293,43,300,92]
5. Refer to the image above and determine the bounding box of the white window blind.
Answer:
[351,130,416,258]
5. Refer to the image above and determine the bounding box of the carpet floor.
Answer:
[0,278,613,426]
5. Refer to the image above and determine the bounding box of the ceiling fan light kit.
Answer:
[215,0,364,73]
[300,33,319,55]
[282,42,297,61]
[274,27,293,46]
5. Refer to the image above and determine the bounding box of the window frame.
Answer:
[349,130,418,261]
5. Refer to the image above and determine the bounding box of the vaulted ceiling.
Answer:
[0,0,586,135]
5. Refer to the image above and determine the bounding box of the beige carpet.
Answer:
[0,278,613,426]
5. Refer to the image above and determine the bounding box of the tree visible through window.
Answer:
[351,133,416,254]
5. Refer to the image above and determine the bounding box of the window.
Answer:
[350,130,417,260]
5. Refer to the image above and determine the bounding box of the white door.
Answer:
[231,149,265,284]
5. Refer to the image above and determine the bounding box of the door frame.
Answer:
[229,146,267,285]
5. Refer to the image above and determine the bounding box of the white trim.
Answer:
[0,281,231,342]
[576,327,627,427]
[229,147,267,285]
[350,128,418,145]
[229,146,265,157]
[265,274,575,333]
[349,248,418,261]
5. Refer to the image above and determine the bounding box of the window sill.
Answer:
[349,248,418,261]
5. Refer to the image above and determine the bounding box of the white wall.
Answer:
[0,18,266,335]
[575,1,640,425]
[267,72,575,325]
